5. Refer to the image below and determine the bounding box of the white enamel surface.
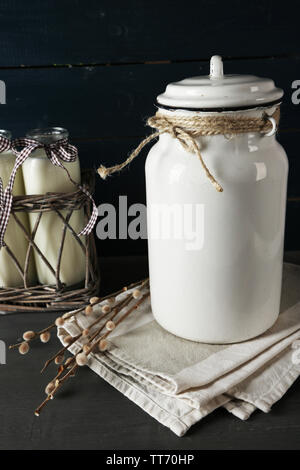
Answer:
[22,150,86,286]
[146,107,288,343]
[157,56,283,109]
[209,55,224,80]
[0,151,36,287]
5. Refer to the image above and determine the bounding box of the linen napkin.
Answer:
[57,263,300,436]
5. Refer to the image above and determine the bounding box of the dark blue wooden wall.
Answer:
[0,0,299,256]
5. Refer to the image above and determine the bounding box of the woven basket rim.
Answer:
[0,168,100,313]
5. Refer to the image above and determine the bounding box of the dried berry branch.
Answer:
[34,283,149,415]
[40,292,135,373]
[45,286,148,389]
[40,334,81,374]
[9,277,150,416]
[93,291,150,353]
[74,292,136,361]
[9,278,147,353]
[35,363,79,416]
[37,294,134,410]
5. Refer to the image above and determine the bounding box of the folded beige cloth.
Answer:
[57,263,300,436]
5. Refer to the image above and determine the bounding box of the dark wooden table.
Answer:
[1,255,300,450]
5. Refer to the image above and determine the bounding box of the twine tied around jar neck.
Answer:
[97,107,280,193]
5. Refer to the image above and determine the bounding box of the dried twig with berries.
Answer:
[9,278,150,416]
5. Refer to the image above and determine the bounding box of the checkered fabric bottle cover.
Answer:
[0,137,98,248]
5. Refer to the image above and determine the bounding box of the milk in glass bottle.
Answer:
[22,128,86,286]
[0,129,36,287]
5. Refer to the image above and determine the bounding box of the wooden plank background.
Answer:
[0,0,299,255]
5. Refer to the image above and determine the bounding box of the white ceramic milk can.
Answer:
[146,56,288,343]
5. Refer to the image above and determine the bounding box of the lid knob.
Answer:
[156,54,283,109]
[210,55,223,80]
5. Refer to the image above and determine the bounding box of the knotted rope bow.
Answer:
[0,137,98,248]
[98,108,280,193]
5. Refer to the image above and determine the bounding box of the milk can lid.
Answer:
[157,56,283,111]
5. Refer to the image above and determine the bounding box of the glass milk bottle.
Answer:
[0,129,36,287]
[146,56,288,343]
[22,127,86,286]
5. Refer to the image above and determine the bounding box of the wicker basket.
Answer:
[0,169,100,313]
